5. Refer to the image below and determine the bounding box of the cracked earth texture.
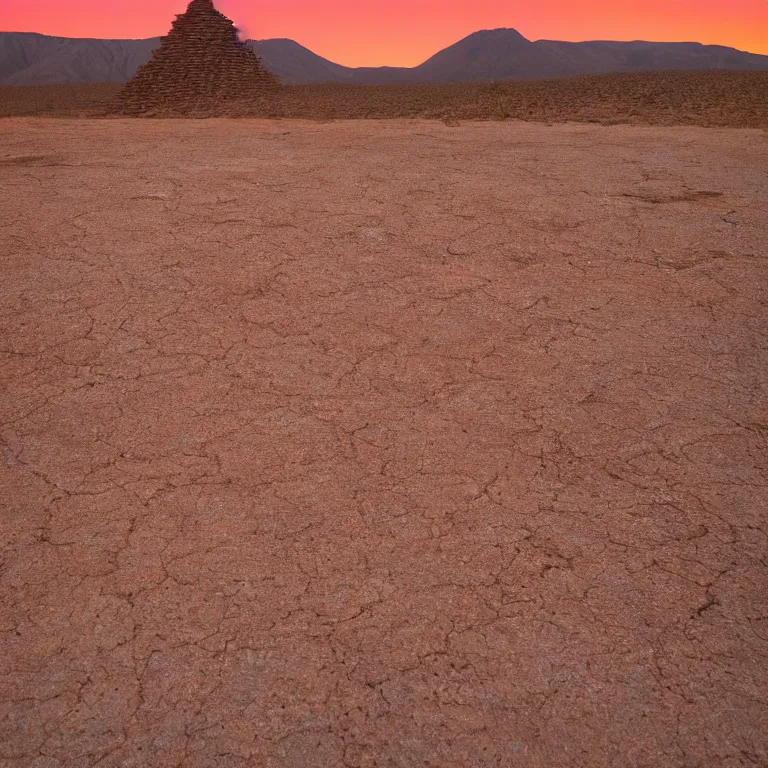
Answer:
[1,118,767,767]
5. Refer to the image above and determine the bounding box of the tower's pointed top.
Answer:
[181,0,218,17]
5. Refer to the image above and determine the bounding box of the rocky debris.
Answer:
[113,0,279,116]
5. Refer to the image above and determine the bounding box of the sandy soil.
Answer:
[1,118,767,767]
[2,71,768,127]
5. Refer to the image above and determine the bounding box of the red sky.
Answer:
[3,0,767,67]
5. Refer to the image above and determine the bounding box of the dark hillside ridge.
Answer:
[2,27,768,85]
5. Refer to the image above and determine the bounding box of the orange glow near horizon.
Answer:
[2,0,767,67]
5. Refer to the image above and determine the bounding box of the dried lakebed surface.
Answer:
[1,119,767,767]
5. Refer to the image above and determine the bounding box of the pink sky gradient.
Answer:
[3,0,767,67]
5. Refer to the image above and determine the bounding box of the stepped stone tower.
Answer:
[114,0,279,115]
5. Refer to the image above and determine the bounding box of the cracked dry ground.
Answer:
[1,118,767,768]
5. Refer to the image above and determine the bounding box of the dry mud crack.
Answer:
[1,118,767,767]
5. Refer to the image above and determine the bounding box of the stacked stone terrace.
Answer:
[115,0,279,115]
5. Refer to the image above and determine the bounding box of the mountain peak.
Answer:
[416,26,533,76]
[468,28,531,43]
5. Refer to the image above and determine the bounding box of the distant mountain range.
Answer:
[2,28,768,86]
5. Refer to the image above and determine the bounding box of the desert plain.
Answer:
[2,71,768,125]
[1,113,767,767]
